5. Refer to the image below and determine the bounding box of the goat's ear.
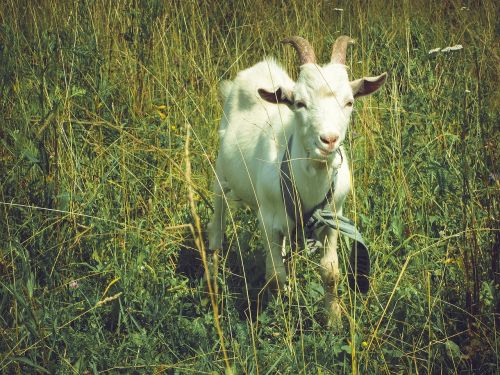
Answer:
[258,87,294,106]
[350,72,387,98]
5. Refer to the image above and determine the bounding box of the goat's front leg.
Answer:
[259,216,286,292]
[317,226,342,329]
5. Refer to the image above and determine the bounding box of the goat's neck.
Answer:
[289,132,337,209]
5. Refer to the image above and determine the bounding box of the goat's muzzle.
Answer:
[319,133,339,152]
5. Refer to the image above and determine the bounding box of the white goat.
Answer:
[208,36,386,325]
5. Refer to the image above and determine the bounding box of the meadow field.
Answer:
[0,0,498,373]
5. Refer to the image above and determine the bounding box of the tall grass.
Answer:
[0,0,498,373]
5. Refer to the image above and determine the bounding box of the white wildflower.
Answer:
[69,280,79,289]
[430,45,463,55]
[441,45,463,53]
[449,44,463,51]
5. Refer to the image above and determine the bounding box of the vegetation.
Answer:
[0,0,498,373]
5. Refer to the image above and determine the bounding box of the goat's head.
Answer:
[259,36,387,160]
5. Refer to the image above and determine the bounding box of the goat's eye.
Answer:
[295,101,307,109]
[345,100,354,108]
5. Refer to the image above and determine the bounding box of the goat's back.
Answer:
[216,59,295,208]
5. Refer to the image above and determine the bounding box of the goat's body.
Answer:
[208,37,386,328]
[209,60,350,321]
[217,59,295,211]
[214,59,349,226]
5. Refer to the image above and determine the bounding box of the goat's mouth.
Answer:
[314,143,336,158]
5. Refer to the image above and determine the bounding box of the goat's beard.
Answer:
[309,145,336,159]
[313,158,330,170]
[307,150,332,170]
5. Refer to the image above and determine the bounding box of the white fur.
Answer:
[208,56,385,327]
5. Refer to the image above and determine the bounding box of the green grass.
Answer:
[0,0,498,373]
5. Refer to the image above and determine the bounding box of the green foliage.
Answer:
[0,0,498,373]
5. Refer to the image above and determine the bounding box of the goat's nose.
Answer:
[319,133,339,149]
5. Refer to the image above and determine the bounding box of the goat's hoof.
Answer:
[264,273,286,293]
[326,301,342,331]
[327,317,342,332]
[203,249,221,286]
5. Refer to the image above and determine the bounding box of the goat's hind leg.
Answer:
[208,175,228,251]
[206,173,230,289]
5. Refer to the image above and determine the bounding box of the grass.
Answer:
[0,0,498,373]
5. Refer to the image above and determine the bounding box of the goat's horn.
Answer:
[330,35,355,64]
[281,36,316,65]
